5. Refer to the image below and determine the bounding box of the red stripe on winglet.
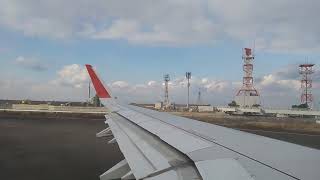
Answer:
[85,64,111,98]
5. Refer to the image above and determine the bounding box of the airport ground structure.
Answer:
[216,106,320,118]
[10,104,107,113]
[0,100,107,120]
[150,102,320,119]
[0,99,107,113]
[3,99,319,122]
[153,48,319,119]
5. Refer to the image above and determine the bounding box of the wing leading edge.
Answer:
[86,65,320,180]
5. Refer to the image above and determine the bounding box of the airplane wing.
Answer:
[85,64,320,180]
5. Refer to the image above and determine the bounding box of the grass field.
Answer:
[171,112,320,135]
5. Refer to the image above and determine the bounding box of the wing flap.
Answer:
[100,159,130,180]
[107,116,156,179]
[106,112,202,179]
[121,171,134,179]
[96,127,112,138]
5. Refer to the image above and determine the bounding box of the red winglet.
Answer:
[85,64,111,98]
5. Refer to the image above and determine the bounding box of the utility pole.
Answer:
[186,72,191,109]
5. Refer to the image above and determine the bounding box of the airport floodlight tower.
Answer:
[235,48,260,107]
[186,72,192,109]
[164,74,170,106]
[299,64,315,108]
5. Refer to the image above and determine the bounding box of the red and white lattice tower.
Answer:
[299,64,314,108]
[235,48,260,107]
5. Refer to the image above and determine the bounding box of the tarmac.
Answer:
[0,118,123,180]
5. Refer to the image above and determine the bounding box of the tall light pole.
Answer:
[197,88,202,105]
[88,81,91,100]
[88,81,91,107]
[186,72,191,109]
[164,74,170,107]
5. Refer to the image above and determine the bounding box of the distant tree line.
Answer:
[292,103,309,109]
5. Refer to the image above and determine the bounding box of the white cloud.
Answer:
[14,56,48,71]
[253,64,320,107]
[104,76,232,104]
[147,81,159,87]
[0,0,319,51]
[258,64,319,92]
[204,81,230,93]
[111,81,129,89]
[51,64,88,88]
[260,74,276,86]
[0,63,319,108]
[259,72,300,91]
[208,0,320,52]
[93,19,139,40]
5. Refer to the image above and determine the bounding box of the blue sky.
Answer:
[1,28,317,82]
[0,0,319,108]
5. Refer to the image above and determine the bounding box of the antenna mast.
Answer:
[299,64,315,109]
[235,48,260,107]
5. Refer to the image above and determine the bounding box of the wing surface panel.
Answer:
[125,105,320,180]
[118,105,298,179]
[118,109,212,153]
[110,107,295,180]
[195,159,254,180]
